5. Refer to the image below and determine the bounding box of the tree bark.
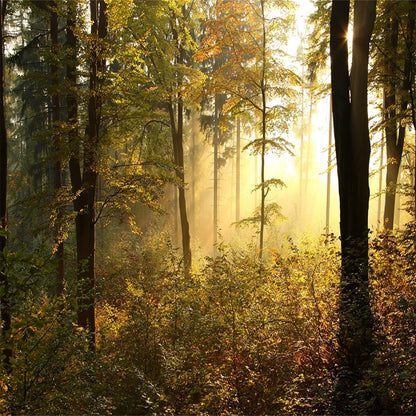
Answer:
[236,117,240,223]
[325,95,332,236]
[0,0,10,373]
[168,20,191,274]
[67,0,107,350]
[213,97,219,254]
[168,99,191,274]
[259,0,266,260]
[50,1,64,295]
[383,10,407,230]
[330,0,376,412]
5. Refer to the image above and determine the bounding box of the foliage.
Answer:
[369,227,416,414]
[2,221,416,414]
[0,247,112,415]
[94,232,340,415]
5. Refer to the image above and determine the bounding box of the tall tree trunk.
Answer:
[66,0,80,262]
[299,52,305,205]
[383,3,414,229]
[50,1,64,295]
[325,95,332,236]
[168,99,192,275]
[213,98,219,253]
[236,117,240,223]
[304,90,313,197]
[174,185,178,246]
[383,12,404,230]
[167,23,191,273]
[330,0,376,412]
[259,0,266,260]
[191,110,196,234]
[0,0,10,373]
[68,0,107,350]
[169,98,191,274]
[377,132,384,231]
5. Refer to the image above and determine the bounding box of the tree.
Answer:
[68,0,107,348]
[0,0,10,372]
[371,1,415,230]
[49,0,64,294]
[165,4,193,273]
[236,116,241,222]
[8,2,56,251]
[330,0,377,412]
[128,0,204,274]
[196,0,297,259]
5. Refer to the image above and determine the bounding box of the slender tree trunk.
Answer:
[259,105,266,259]
[383,4,414,229]
[384,149,400,230]
[396,164,402,228]
[0,0,10,373]
[383,14,402,230]
[304,90,312,197]
[67,0,81,257]
[236,117,240,222]
[377,132,384,231]
[174,185,178,245]
[299,51,304,205]
[50,1,64,295]
[191,110,196,234]
[169,100,191,273]
[167,26,191,273]
[330,0,377,412]
[259,0,266,260]
[213,98,219,253]
[325,95,332,236]
[254,133,258,210]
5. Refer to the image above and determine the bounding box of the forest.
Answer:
[0,0,416,414]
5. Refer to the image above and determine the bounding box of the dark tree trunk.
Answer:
[67,0,107,350]
[168,99,191,274]
[330,0,377,412]
[167,24,191,273]
[0,0,10,373]
[66,0,80,248]
[50,1,64,295]
[383,10,407,230]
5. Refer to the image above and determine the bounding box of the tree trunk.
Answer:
[213,98,219,253]
[383,12,405,230]
[191,110,196,234]
[304,90,312,196]
[377,132,384,231]
[68,0,107,350]
[325,95,332,236]
[299,59,304,204]
[50,1,64,295]
[168,99,191,274]
[259,0,266,260]
[236,117,240,222]
[330,0,376,412]
[167,25,191,273]
[0,0,10,373]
